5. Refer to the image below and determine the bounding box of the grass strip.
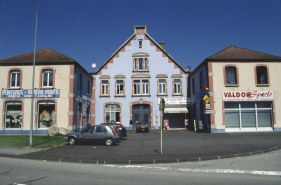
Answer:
[0,135,65,148]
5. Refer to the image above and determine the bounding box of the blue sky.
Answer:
[1,0,281,72]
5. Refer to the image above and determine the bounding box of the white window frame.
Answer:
[133,57,148,71]
[133,79,149,95]
[42,70,53,87]
[5,101,22,129]
[10,70,20,88]
[105,104,120,123]
[159,79,166,94]
[102,80,108,95]
[116,80,124,95]
[37,101,55,129]
[133,80,141,95]
[174,79,181,94]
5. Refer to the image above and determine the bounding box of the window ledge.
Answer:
[39,87,55,89]
[256,84,270,87]
[131,95,151,98]
[99,95,110,98]
[157,94,168,97]
[114,95,126,98]
[132,70,150,73]
[172,94,183,97]
[225,84,239,87]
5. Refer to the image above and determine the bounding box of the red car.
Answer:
[136,121,149,133]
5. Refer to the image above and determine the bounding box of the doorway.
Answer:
[132,104,150,130]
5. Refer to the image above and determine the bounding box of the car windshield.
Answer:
[138,122,147,125]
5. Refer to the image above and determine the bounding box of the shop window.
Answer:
[133,79,149,95]
[105,104,120,123]
[42,70,53,87]
[116,80,124,95]
[225,66,237,84]
[158,79,166,94]
[10,70,21,88]
[256,66,268,84]
[38,101,55,129]
[5,102,22,129]
[174,79,181,94]
[101,80,108,95]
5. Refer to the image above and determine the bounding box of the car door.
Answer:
[80,126,95,142]
[93,125,108,141]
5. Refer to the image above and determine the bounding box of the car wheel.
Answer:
[105,138,113,146]
[68,137,76,145]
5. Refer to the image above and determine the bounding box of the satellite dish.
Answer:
[92,63,96,69]
[186,66,191,71]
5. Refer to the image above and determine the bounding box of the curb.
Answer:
[0,147,279,165]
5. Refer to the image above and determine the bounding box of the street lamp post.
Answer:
[30,0,38,147]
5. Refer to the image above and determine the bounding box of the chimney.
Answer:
[159,41,165,50]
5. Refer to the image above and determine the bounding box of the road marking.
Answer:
[103,165,281,176]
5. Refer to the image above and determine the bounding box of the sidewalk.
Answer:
[1,131,281,164]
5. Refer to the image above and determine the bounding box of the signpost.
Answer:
[160,98,165,155]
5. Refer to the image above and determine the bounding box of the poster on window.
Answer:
[222,91,273,101]
[163,119,169,130]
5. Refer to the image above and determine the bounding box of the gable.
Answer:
[94,26,186,75]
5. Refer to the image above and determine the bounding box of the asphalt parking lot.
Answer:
[1,130,281,164]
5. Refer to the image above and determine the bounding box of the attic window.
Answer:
[139,39,143,48]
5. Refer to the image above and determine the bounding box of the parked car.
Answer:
[136,121,149,132]
[64,125,119,146]
[100,123,128,137]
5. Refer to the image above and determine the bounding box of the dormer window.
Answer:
[139,39,143,48]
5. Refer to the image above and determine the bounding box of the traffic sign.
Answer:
[203,95,210,104]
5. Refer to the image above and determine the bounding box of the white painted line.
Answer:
[103,165,281,176]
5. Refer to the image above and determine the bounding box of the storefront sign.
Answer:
[158,98,190,105]
[204,110,211,114]
[222,91,273,101]
[1,89,60,98]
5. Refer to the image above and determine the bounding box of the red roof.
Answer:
[0,48,76,63]
[208,46,281,59]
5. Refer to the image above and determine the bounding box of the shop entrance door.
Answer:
[132,104,150,130]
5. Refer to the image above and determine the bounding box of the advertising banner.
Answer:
[222,91,273,101]
[1,89,60,98]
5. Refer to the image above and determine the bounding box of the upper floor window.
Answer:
[42,70,53,87]
[159,79,166,94]
[256,66,268,84]
[174,79,181,94]
[79,73,83,90]
[199,71,203,89]
[133,79,149,95]
[10,70,21,88]
[139,39,143,48]
[133,57,148,71]
[87,80,90,95]
[101,80,108,95]
[192,78,195,94]
[116,80,124,95]
[225,66,237,84]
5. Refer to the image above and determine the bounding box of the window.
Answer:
[256,66,268,84]
[139,39,143,48]
[133,79,149,95]
[159,79,166,94]
[10,70,20,88]
[224,102,272,130]
[5,102,22,129]
[225,67,237,84]
[133,57,148,71]
[200,71,203,90]
[192,78,195,94]
[79,73,83,90]
[101,80,108,95]
[174,79,181,94]
[38,101,55,129]
[42,70,53,87]
[116,80,124,95]
[105,104,120,123]
[133,80,141,95]
[87,80,90,95]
